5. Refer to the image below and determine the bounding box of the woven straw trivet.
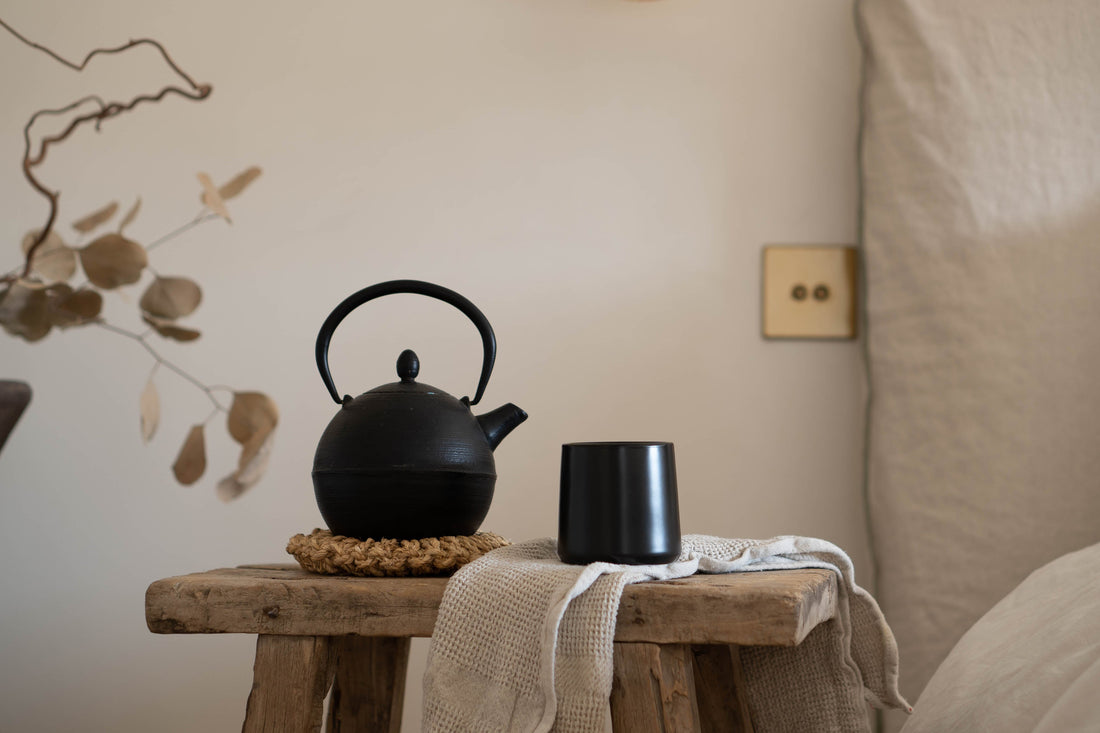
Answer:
[287,528,510,577]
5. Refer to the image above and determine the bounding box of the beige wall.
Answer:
[0,1,864,730]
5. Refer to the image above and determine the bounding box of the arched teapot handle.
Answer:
[315,280,497,406]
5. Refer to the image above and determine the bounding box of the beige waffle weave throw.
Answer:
[423,535,910,732]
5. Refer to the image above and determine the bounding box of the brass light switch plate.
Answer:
[762,245,858,339]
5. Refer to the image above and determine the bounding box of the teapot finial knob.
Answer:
[397,349,419,382]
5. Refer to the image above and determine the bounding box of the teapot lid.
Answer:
[361,349,452,399]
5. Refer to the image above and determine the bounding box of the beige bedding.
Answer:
[901,543,1100,733]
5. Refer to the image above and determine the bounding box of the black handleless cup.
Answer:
[558,441,681,565]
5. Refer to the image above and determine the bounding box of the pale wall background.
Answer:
[0,1,865,730]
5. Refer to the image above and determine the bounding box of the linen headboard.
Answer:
[856,0,1100,727]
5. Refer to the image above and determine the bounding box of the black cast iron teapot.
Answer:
[312,280,527,540]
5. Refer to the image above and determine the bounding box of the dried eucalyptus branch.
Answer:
[147,211,220,253]
[94,319,230,414]
[0,17,212,279]
[0,18,275,500]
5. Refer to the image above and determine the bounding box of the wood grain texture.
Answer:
[146,567,446,639]
[615,570,837,646]
[242,635,334,733]
[146,565,836,646]
[610,642,699,732]
[326,636,410,733]
[690,645,755,733]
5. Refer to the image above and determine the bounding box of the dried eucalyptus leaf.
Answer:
[142,314,201,342]
[215,427,274,501]
[218,166,262,200]
[237,427,275,483]
[172,425,206,485]
[72,201,119,233]
[215,472,247,502]
[140,276,202,319]
[49,287,103,328]
[80,234,148,289]
[140,376,160,443]
[21,229,77,283]
[197,172,232,223]
[227,392,279,444]
[119,197,142,234]
[0,282,52,342]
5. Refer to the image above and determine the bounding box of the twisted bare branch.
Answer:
[0,17,212,278]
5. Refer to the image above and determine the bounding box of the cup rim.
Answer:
[562,441,673,448]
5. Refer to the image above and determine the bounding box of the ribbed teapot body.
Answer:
[312,383,497,540]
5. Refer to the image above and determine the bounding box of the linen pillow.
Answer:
[857,0,1100,726]
[900,543,1100,733]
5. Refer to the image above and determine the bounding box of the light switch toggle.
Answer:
[762,245,857,339]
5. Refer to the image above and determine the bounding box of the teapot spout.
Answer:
[477,403,528,451]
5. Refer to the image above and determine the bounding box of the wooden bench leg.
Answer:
[326,636,411,733]
[611,642,700,732]
[243,635,336,733]
[690,645,754,733]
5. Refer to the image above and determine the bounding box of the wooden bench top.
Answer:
[146,564,837,647]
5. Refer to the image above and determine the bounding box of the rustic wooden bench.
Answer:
[145,564,837,732]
